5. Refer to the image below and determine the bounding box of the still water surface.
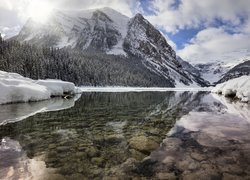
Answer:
[0,91,250,179]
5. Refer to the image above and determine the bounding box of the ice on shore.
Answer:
[212,75,250,103]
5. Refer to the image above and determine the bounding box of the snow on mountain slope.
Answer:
[15,7,129,55]
[194,63,231,85]
[123,14,208,87]
[14,7,208,87]
[217,58,250,83]
[177,56,209,86]
[101,8,129,55]
[193,56,250,85]
[177,56,200,76]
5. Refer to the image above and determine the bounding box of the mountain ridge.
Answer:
[217,59,250,83]
[12,7,208,87]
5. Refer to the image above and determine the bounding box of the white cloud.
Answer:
[178,27,250,64]
[0,0,13,10]
[0,0,134,21]
[144,0,250,64]
[242,19,250,34]
[146,0,250,33]
[56,0,134,17]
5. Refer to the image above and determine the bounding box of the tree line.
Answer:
[0,34,173,87]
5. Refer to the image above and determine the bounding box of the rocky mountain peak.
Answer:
[12,7,208,87]
[92,10,113,23]
[133,13,144,20]
[126,13,177,63]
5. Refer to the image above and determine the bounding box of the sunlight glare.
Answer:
[27,0,53,23]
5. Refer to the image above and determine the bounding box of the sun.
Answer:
[27,0,53,23]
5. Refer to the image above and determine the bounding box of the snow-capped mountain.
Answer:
[217,59,250,83]
[177,56,209,86]
[15,8,129,54]
[14,7,208,87]
[193,56,250,85]
[194,63,230,85]
[177,56,200,77]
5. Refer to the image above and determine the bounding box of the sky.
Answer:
[0,0,250,64]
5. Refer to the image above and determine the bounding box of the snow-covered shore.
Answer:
[212,76,250,103]
[0,71,79,104]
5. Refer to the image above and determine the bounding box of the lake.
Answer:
[0,91,250,179]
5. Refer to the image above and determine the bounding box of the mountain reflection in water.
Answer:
[0,91,250,179]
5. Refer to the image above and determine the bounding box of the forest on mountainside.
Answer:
[0,34,173,87]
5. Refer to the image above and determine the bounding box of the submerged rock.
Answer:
[222,173,243,180]
[190,152,207,161]
[56,146,70,153]
[91,157,104,167]
[129,149,147,160]
[104,134,125,144]
[129,135,159,154]
[69,173,86,180]
[75,152,86,158]
[86,146,99,158]
[47,174,66,180]
[181,169,221,180]
[156,172,176,180]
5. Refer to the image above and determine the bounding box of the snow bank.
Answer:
[36,80,75,96]
[0,71,78,104]
[212,76,250,103]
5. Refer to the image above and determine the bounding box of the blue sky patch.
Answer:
[139,0,157,15]
[163,28,202,49]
